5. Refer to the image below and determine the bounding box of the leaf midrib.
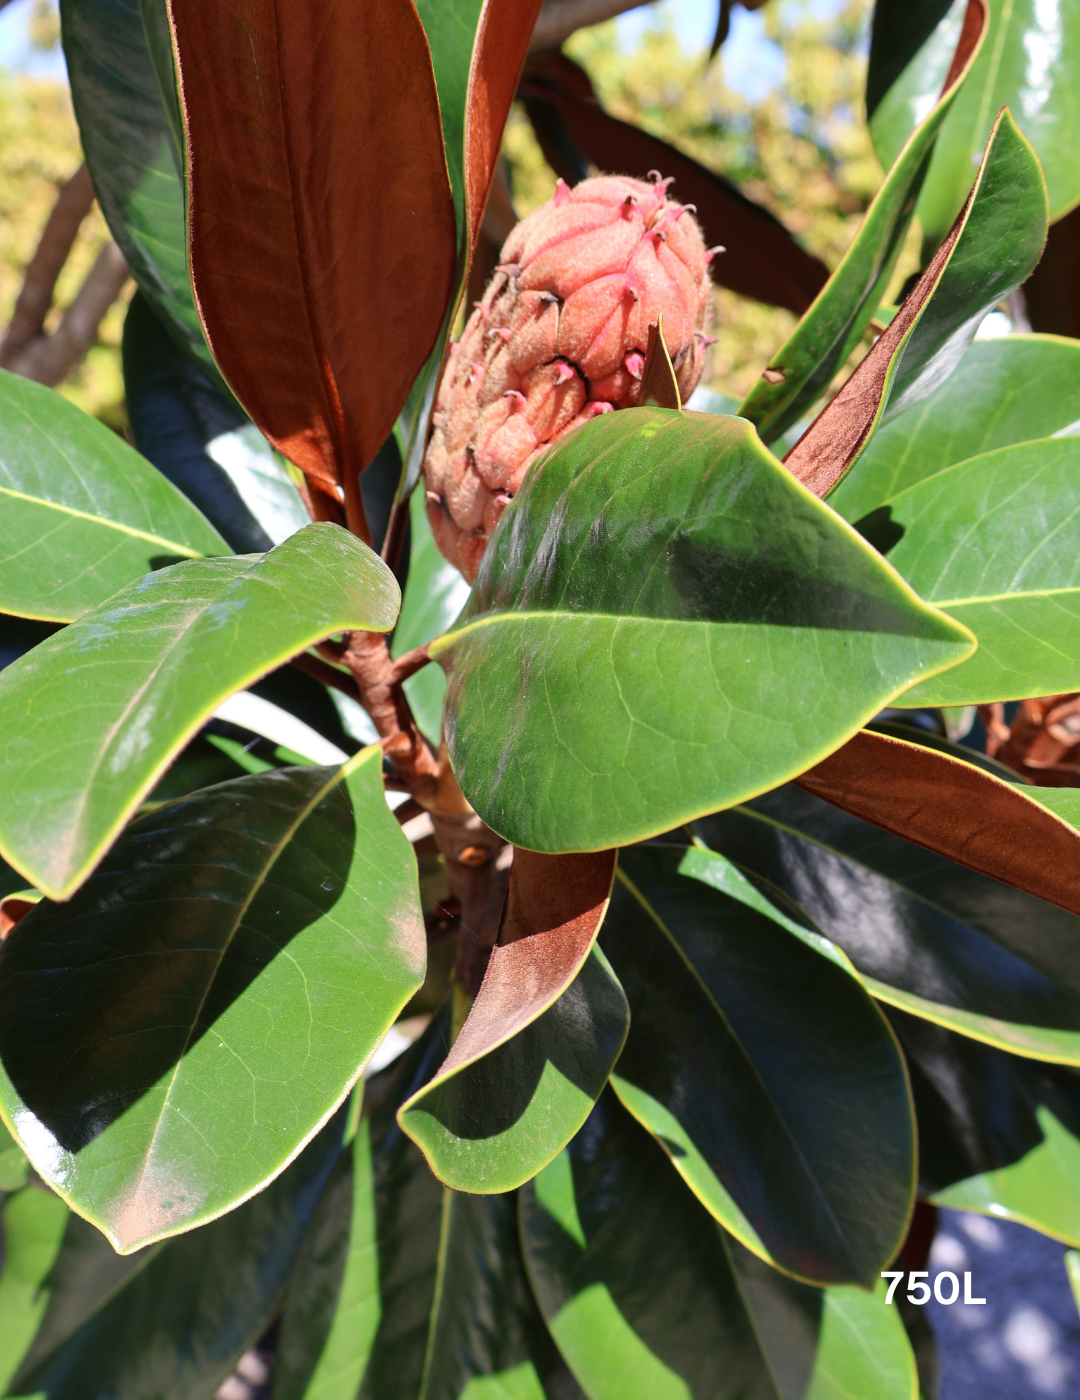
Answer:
[0,484,212,557]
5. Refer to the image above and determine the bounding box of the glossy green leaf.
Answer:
[400,948,628,1195]
[738,0,986,442]
[280,1018,576,1400]
[726,1236,917,1400]
[874,437,1080,705]
[395,487,471,745]
[607,846,915,1287]
[783,108,1047,498]
[696,783,1080,1064]
[414,0,483,250]
[871,0,1080,245]
[932,1106,1080,1246]
[0,369,230,623]
[0,747,425,1252]
[0,522,399,899]
[0,1185,71,1394]
[829,335,1080,521]
[10,1106,345,1400]
[272,1122,380,1400]
[0,1115,28,1192]
[434,409,972,853]
[60,0,220,382]
[885,1002,1080,1207]
[520,1091,781,1400]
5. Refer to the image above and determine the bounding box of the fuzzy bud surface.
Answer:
[422,173,714,579]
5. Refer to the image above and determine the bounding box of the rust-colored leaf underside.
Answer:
[465,0,545,256]
[430,848,616,1085]
[796,729,1080,919]
[169,0,456,525]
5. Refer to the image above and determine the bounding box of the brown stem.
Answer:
[342,630,440,804]
[389,644,431,686]
[289,650,361,703]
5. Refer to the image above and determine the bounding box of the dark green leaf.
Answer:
[829,334,1080,521]
[607,846,915,1287]
[399,849,619,1193]
[696,782,1080,1064]
[11,1106,345,1400]
[279,1017,577,1400]
[871,0,1080,244]
[0,523,399,899]
[726,1235,918,1400]
[933,1104,1080,1246]
[0,1116,28,1192]
[874,437,1080,705]
[435,409,972,852]
[0,1185,72,1393]
[121,289,308,554]
[784,108,1047,498]
[395,487,471,745]
[739,0,986,443]
[0,367,230,623]
[0,748,425,1251]
[400,948,628,1194]
[519,1091,780,1400]
[60,0,219,382]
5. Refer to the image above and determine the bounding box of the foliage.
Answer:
[1,0,1079,1397]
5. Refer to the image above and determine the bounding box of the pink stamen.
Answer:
[582,400,615,419]
[553,178,571,206]
[552,362,577,385]
[496,326,513,341]
[704,245,726,263]
[496,262,521,277]
[504,389,527,408]
[624,351,646,379]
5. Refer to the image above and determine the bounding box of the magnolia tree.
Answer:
[2,0,1080,1396]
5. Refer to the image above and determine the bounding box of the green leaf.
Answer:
[414,0,484,252]
[271,1123,380,1400]
[829,335,1080,522]
[0,369,230,623]
[0,1115,29,1191]
[872,0,1080,245]
[519,1091,781,1400]
[0,1185,72,1394]
[885,1003,1080,1206]
[0,522,399,899]
[395,487,471,745]
[607,846,915,1288]
[932,1106,1080,1246]
[60,0,220,383]
[738,0,986,443]
[399,849,619,1193]
[11,1106,345,1400]
[727,1236,918,1400]
[280,1018,575,1400]
[0,748,425,1252]
[696,782,1080,1065]
[434,409,972,853]
[783,107,1048,498]
[874,437,1080,705]
[400,947,628,1195]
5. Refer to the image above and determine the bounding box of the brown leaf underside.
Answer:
[639,317,682,410]
[518,50,829,315]
[795,729,1080,919]
[169,0,456,537]
[427,849,617,1083]
[466,0,546,257]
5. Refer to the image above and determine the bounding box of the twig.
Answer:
[289,650,362,703]
[0,164,131,387]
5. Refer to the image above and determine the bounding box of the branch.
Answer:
[530,0,655,52]
[343,630,440,805]
[0,164,131,388]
